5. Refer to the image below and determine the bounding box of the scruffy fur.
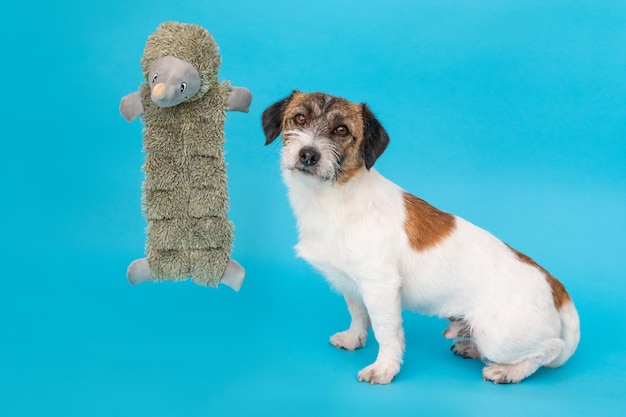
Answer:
[262,91,580,384]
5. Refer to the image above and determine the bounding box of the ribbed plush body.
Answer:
[141,82,231,286]
[138,23,233,286]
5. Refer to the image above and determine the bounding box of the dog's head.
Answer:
[262,91,390,184]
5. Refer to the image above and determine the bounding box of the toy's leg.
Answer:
[219,259,245,291]
[128,257,245,290]
[127,258,152,285]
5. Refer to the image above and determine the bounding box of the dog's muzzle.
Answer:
[299,147,321,167]
[281,130,339,181]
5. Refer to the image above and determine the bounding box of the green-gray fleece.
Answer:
[140,22,232,286]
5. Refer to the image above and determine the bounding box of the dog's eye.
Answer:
[294,114,307,125]
[180,82,187,93]
[334,125,349,136]
[152,73,158,84]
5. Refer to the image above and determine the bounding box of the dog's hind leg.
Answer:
[482,338,564,384]
[444,317,471,339]
[444,318,481,359]
[451,339,481,359]
[330,295,370,351]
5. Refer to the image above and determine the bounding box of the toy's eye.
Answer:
[335,125,349,136]
[152,73,158,83]
[294,114,306,125]
[180,82,187,93]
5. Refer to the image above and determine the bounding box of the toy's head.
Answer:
[140,22,222,107]
[146,56,201,107]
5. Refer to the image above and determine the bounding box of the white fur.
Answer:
[282,145,580,384]
[282,130,340,181]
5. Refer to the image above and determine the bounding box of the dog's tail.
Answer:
[547,300,580,368]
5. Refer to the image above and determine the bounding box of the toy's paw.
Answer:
[226,87,252,112]
[120,92,144,122]
[357,360,400,385]
[127,258,152,285]
[219,259,245,292]
[330,330,367,351]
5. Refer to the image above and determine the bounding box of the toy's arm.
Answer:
[120,91,144,122]
[226,86,252,113]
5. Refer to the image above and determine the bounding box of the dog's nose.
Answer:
[299,147,321,167]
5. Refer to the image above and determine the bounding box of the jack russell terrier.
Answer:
[262,91,580,384]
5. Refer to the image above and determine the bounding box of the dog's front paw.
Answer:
[330,330,367,351]
[357,361,400,384]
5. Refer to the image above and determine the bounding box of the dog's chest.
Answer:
[295,209,368,295]
[293,192,361,265]
[286,171,406,291]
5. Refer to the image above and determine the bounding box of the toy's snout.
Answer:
[152,83,167,101]
[147,56,202,108]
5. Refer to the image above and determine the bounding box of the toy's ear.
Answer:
[361,104,390,170]
[261,92,295,145]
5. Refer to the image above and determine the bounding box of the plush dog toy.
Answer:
[120,22,251,291]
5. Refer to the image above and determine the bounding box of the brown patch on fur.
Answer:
[282,92,367,184]
[508,245,571,309]
[336,163,365,184]
[282,92,364,136]
[403,193,456,251]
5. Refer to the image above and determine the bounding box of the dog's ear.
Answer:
[262,92,295,145]
[361,104,390,170]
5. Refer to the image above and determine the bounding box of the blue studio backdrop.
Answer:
[1,1,625,416]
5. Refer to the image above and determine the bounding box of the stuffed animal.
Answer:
[120,21,251,291]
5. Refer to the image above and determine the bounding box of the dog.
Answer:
[262,91,580,384]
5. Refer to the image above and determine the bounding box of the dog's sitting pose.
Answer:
[262,91,580,384]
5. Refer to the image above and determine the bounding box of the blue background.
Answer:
[1,0,625,415]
